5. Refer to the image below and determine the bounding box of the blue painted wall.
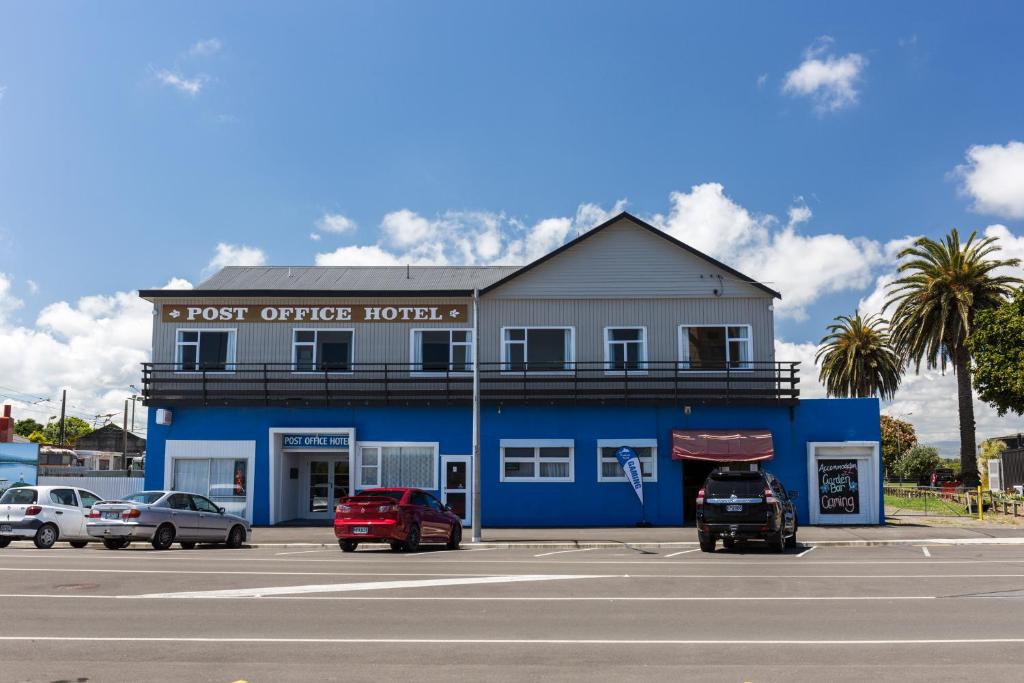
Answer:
[145,398,881,527]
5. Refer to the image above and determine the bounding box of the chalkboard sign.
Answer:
[818,459,860,515]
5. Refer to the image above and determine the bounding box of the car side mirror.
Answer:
[788,490,799,499]
[444,504,453,512]
[218,507,226,514]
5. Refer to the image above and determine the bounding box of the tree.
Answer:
[881,415,917,477]
[893,445,941,482]
[885,229,1022,487]
[40,417,93,445]
[13,418,44,437]
[978,438,1007,491]
[816,313,902,400]
[969,287,1024,417]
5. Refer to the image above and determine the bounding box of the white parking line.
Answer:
[533,548,598,558]
[796,547,817,558]
[275,550,331,556]
[3,636,1024,645]
[922,547,932,558]
[0,594,945,602]
[663,549,700,558]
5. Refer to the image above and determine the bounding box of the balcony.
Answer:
[141,361,800,407]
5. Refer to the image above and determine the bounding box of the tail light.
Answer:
[695,488,705,506]
[337,504,352,514]
[377,504,396,514]
[764,487,777,504]
[25,505,42,516]
[122,509,141,519]
[87,508,101,518]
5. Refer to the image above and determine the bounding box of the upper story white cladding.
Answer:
[486,217,773,300]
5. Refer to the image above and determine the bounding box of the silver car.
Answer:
[86,490,251,550]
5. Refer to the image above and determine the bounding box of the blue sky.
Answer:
[1,2,1023,444]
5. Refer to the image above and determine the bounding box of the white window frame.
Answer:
[174,329,237,374]
[499,439,574,483]
[409,328,474,376]
[500,326,576,375]
[164,440,256,523]
[677,324,753,371]
[603,326,648,375]
[596,438,658,483]
[290,328,355,375]
[356,441,439,490]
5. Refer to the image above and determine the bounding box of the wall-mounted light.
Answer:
[684,406,692,416]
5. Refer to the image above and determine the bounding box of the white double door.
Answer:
[303,455,350,520]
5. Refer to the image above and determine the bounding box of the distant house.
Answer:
[74,424,146,471]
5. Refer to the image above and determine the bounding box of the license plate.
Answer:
[0,524,11,534]
[726,504,744,512]
[102,512,121,520]
[352,526,369,535]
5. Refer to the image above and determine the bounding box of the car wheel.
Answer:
[722,538,736,551]
[69,540,89,549]
[390,541,405,552]
[771,531,786,553]
[339,540,358,553]
[151,524,175,551]
[404,524,421,552]
[179,542,197,550]
[103,538,129,550]
[446,524,462,550]
[34,523,59,550]
[226,525,245,549]
[785,529,798,549]
[698,533,715,553]
[0,537,11,549]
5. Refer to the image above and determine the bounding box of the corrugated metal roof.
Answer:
[194,266,521,292]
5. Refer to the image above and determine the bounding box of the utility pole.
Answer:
[130,396,136,433]
[58,389,67,447]
[471,288,482,543]
[122,399,129,471]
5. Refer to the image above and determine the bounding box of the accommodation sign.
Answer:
[162,303,468,323]
[818,459,860,515]
[282,434,349,449]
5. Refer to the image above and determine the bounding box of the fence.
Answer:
[886,484,1024,518]
[37,473,146,501]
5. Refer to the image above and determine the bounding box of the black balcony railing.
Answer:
[141,361,800,407]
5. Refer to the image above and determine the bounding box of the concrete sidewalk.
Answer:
[247,523,1024,549]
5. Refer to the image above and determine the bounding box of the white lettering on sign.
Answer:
[163,304,468,323]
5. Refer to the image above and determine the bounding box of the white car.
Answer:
[0,485,104,549]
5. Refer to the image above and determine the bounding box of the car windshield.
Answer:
[0,488,37,505]
[706,474,765,498]
[354,490,404,501]
[123,492,164,504]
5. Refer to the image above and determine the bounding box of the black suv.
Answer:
[696,469,798,552]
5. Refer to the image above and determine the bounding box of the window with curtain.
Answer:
[678,325,752,370]
[500,441,574,482]
[357,444,437,489]
[596,440,658,482]
[172,457,248,517]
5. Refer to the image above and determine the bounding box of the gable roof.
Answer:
[480,212,780,298]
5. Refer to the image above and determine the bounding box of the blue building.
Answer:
[140,213,881,527]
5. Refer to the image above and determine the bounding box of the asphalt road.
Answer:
[2,539,1024,682]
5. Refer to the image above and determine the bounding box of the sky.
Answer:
[1,1,1023,450]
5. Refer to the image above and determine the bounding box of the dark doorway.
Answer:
[682,460,719,525]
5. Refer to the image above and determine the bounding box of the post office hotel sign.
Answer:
[162,303,469,324]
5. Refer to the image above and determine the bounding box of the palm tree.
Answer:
[816,313,902,400]
[885,229,1021,486]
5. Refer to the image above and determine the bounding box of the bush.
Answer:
[893,445,941,482]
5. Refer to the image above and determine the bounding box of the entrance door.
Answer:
[305,457,350,520]
[442,455,470,527]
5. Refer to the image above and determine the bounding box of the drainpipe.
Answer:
[471,288,482,543]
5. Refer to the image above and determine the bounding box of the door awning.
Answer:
[671,429,774,462]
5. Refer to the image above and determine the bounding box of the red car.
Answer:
[334,488,462,553]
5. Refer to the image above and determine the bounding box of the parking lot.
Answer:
[2,541,1024,682]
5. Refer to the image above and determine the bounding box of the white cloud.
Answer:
[203,243,267,278]
[314,245,404,267]
[954,141,1024,219]
[26,279,39,294]
[0,278,192,430]
[153,68,207,96]
[786,200,812,230]
[0,84,5,102]
[381,210,434,249]
[187,38,222,57]
[0,273,24,323]
[309,233,321,242]
[316,213,357,235]
[775,339,826,399]
[783,37,867,113]
[756,73,768,89]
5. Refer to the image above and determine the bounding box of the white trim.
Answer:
[164,440,255,524]
[173,328,237,374]
[596,438,658,483]
[500,326,576,375]
[677,323,753,372]
[602,326,648,376]
[290,328,355,375]
[356,441,440,491]
[408,328,474,377]
[269,427,355,526]
[806,441,880,525]
[499,439,574,483]
[441,454,472,526]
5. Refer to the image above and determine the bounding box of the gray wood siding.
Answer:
[488,218,773,300]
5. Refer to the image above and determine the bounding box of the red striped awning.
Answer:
[671,429,774,462]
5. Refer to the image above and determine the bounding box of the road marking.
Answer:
[0,594,944,601]
[922,547,932,558]
[133,574,610,599]
[796,546,817,558]
[663,549,700,558]
[533,548,598,558]
[4,636,1024,645]
[275,550,330,556]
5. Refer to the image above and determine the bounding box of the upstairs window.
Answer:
[411,329,472,373]
[604,327,647,373]
[502,327,574,372]
[679,325,751,370]
[292,329,354,372]
[175,330,236,372]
